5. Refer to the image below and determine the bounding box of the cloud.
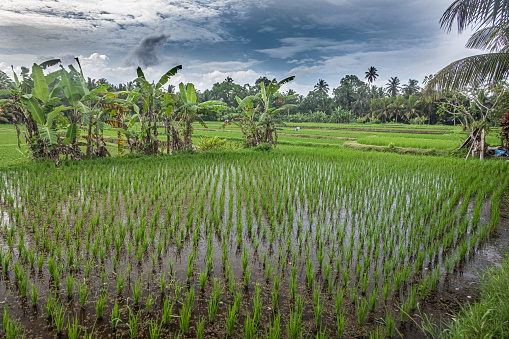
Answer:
[125,34,169,67]
[256,37,367,59]
[188,60,261,72]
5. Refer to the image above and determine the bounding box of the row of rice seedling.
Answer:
[0,149,507,338]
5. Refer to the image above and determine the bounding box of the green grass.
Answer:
[422,254,509,339]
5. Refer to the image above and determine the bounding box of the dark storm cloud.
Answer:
[125,34,169,68]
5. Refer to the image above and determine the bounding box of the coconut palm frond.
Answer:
[465,25,509,51]
[425,52,509,94]
[440,0,509,33]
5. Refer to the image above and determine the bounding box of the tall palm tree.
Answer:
[426,0,509,92]
[365,66,379,85]
[403,95,421,122]
[314,79,329,94]
[385,77,400,97]
[402,79,421,96]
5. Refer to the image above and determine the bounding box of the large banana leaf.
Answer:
[60,67,79,105]
[31,64,49,102]
[137,67,145,79]
[186,83,197,104]
[38,59,61,70]
[156,65,182,90]
[45,105,67,127]
[179,83,188,103]
[39,126,57,144]
[11,66,20,88]
[21,94,44,124]
[66,123,78,140]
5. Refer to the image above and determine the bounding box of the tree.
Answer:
[385,77,400,97]
[233,77,297,147]
[426,0,509,92]
[333,75,366,112]
[365,66,379,85]
[402,79,421,96]
[299,90,334,115]
[403,95,421,122]
[438,87,504,159]
[127,65,182,155]
[314,79,330,94]
[176,83,226,150]
[376,97,391,123]
[389,95,405,123]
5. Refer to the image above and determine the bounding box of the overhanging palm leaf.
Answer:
[440,0,509,33]
[425,53,509,92]
[466,25,509,52]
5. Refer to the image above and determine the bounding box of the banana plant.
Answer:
[176,82,226,150]
[59,59,137,157]
[20,62,68,159]
[232,76,297,147]
[122,65,182,154]
[0,60,65,159]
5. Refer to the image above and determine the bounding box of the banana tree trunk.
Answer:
[86,118,93,157]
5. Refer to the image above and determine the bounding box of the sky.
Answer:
[0,0,479,95]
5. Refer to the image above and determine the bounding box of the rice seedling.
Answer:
[126,308,140,339]
[336,313,345,338]
[95,291,107,319]
[226,304,237,337]
[53,304,66,334]
[148,318,163,339]
[197,316,205,339]
[286,306,302,339]
[162,295,175,325]
[66,274,74,299]
[384,311,396,338]
[368,287,378,312]
[356,297,368,325]
[30,283,38,305]
[265,311,281,339]
[244,312,256,339]
[146,293,154,313]
[253,285,262,326]
[110,302,121,330]
[314,295,322,329]
[132,278,143,305]
[244,266,251,288]
[67,314,81,339]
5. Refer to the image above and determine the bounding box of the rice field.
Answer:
[0,148,507,338]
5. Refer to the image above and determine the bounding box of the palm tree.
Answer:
[385,77,400,97]
[314,79,329,94]
[376,97,391,123]
[426,0,509,92]
[389,95,405,123]
[402,79,421,96]
[365,66,379,85]
[403,95,421,122]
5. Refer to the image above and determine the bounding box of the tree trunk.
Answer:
[166,123,170,155]
[86,118,93,157]
[480,128,485,160]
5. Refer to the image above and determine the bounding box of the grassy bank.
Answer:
[422,254,509,338]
